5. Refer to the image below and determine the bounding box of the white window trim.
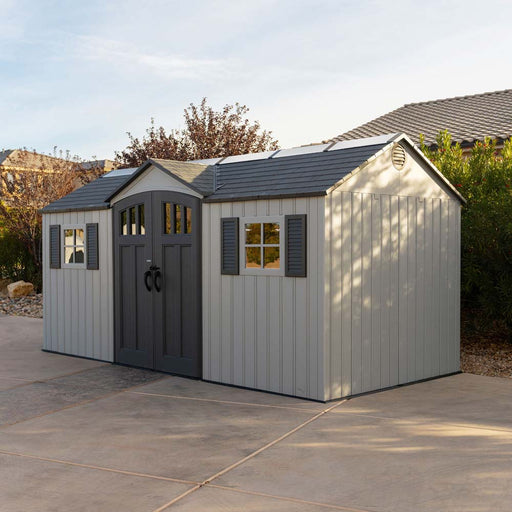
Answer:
[239,215,284,276]
[61,224,87,269]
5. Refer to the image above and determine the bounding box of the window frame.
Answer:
[61,224,87,269]
[239,215,284,276]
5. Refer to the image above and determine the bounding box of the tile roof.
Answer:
[331,89,512,147]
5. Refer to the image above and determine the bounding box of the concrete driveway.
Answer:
[0,314,511,511]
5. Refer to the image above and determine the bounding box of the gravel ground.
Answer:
[0,294,43,318]
[0,296,510,379]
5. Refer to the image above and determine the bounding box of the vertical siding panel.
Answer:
[361,194,372,392]
[406,197,416,382]
[455,204,461,371]
[294,198,308,397]
[316,198,326,400]
[104,209,114,361]
[389,195,400,386]
[439,200,450,374]
[341,192,352,396]
[424,199,434,378]
[330,191,342,399]
[209,203,222,381]
[380,195,391,389]
[351,193,363,395]
[371,195,382,390]
[232,202,245,386]
[415,199,425,379]
[322,195,331,399]
[432,199,441,375]
[202,204,211,380]
[308,197,320,399]
[42,215,49,349]
[221,202,233,383]
[448,201,459,372]
[398,196,408,384]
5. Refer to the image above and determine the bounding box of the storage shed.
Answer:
[41,133,464,401]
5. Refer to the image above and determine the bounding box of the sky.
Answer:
[2,0,512,160]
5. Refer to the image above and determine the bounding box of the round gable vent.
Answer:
[392,144,406,170]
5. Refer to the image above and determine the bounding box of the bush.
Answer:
[421,132,512,327]
[0,227,40,290]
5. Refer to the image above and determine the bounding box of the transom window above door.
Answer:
[240,216,283,275]
[120,204,145,235]
[163,202,192,234]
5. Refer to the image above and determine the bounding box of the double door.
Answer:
[113,191,201,377]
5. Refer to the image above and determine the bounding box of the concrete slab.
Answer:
[332,373,512,430]
[0,377,31,391]
[169,485,335,511]
[0,315,104,381]
[0,452,192,512]
[134,375,326,411]
[0,391,315,483]
[0,365,165,426]
[214,411,512,512]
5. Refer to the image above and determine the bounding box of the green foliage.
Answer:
[421,131,512,325]
[0,227,39,289]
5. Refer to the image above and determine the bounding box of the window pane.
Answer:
[264,223,280,244]
[121,210,127,235]
[185,207,192,233]
[64,229,74,245]
[129,207,136,235]
[245,247,261,268]
[75,229,84,245]
[65,247,74,264]
[138,204,145,235]
[164,203,171,234]
[75,248,85,263]
[174,204,181,234]
[264,247,280,269]
[245,223,261,244]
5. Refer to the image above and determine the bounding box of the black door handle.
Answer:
[154,270,162,292]
[144,270,153,292]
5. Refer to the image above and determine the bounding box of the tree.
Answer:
[0,150,103,290]
[421,131,512,327]
[115,98,279,167]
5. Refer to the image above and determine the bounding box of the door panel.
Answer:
[114,192,154,369]
[114,190,201,377]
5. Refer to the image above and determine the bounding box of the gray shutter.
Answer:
[49,224,61,269]
[86,223,99,270]
[285,214,307,277]
[221,217,239,275]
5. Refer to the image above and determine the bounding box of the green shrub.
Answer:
[421,132,512,327]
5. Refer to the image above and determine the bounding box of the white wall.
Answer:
[43,209,114,361]
[202,197,326,400]
[323,146,461,400]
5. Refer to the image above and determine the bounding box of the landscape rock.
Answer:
[7,280,34,298]
[0,293,42,318]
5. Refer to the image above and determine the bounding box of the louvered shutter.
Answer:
[86,223,99,270]
[49,225,61,269]
[221,217,239,275]
[285,215,307,277]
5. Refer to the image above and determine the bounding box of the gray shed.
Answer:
[41,133,464,401]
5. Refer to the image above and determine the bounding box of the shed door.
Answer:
[113,191,201,377]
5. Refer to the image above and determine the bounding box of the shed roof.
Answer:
[41,133,464,213]
[331,89,512,147]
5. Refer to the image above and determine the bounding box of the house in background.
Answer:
[41,133,464,401]
[331,89,512,152]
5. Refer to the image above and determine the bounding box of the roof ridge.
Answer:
[403,88,512,108]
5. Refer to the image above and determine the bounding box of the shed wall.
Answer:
[42,209,114,361]
[324,190,460,400]
[202,197,326,400]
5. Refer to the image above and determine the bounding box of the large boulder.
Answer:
[7,281,34,298]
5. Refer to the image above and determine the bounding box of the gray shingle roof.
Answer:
[331,89,512,147]
[41,138,394,211]
[204,143,387,202]
[41,175,131,213]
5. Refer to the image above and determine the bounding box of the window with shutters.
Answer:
[61,225,86,269]
[239,216,284,276]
